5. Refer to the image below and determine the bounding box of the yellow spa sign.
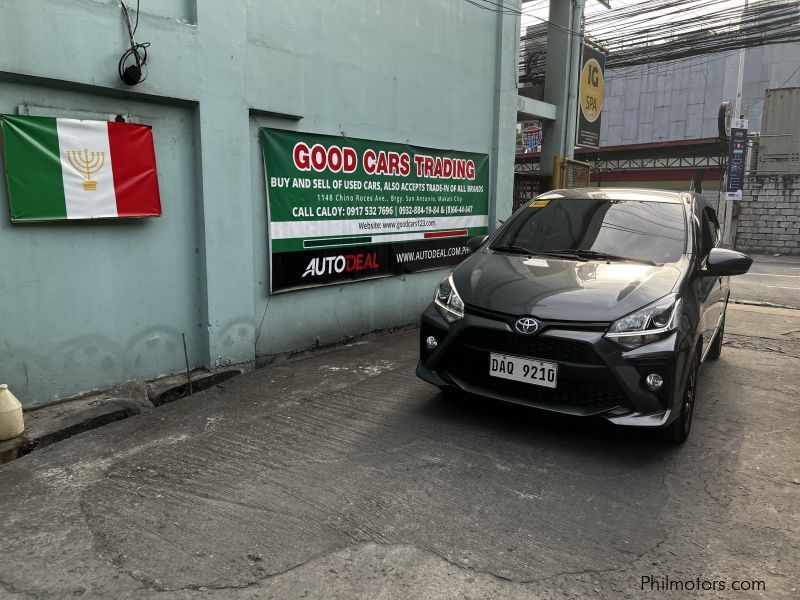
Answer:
[580,58,604,123]
[576,45,606,149]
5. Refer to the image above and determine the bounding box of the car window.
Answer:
[708,208,720,244]
[700,207,718,258]
[492,198,686,264]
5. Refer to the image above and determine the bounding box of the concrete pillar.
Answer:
[488,1,522,230]
[563,0,585,160]
[195,4,256,368]
[541,0,584,175]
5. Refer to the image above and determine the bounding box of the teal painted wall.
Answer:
[0,0,520,407]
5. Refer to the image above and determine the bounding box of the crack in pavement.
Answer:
[729,299,800,311]
[725,334,800,359]
[701,478,721,503]
[152,539,669,594]
[519,533,672,587]
[137,542,530,593]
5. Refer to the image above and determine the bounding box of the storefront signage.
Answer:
[576,45,605,149]
[261,128,489,292]
[726,118,748,201]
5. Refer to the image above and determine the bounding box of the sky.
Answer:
[520,0,750,35]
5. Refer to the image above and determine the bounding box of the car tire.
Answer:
[660,348,700,443]
[706,314,725,361]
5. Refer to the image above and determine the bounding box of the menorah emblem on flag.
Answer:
[66,149,105,191]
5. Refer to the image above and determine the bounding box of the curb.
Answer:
[0,368,242,465]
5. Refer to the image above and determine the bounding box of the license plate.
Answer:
[489,352,558,388]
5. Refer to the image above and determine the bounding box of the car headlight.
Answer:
[434,273,464,322]
[605,294,681,350]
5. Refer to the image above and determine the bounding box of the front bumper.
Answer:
[416,303,683,427]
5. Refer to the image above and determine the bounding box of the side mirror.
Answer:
[706,248,753,276]
[466,235,489,254]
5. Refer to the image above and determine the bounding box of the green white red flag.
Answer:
[0,115,161,221]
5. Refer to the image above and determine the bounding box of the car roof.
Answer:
[538,187,690,204]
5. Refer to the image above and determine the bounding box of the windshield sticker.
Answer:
[523,258,549,267]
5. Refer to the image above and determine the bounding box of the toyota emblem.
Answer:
[515,317,539,335]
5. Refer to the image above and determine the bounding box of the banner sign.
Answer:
[726,118,748,201]
[576,45,605,149]
[522,122,542,152]
[261,128,489,293]
[0,115,161,222]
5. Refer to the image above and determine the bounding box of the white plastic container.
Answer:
[0,384,25,440]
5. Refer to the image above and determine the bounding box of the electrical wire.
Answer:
[465,0,584,36]
[508,0,800,83]
[132,0,140,35]
[776,62,800,87]
[744,62,800,113]
[119,0,150,84]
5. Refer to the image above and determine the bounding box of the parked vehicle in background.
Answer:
[417,188,752,442]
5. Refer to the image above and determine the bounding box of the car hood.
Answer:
[453,250,684,322]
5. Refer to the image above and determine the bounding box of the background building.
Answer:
[600,42,800,146]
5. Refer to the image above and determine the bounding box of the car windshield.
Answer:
[491,197,686,264]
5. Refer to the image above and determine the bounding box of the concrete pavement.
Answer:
[0,306,798,599]
[731,254,800,309]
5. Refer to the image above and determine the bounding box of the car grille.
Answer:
[442,337,630,412]
[456,327,604,365]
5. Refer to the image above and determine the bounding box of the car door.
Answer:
[697,205,724,356]
[705,206,727,333]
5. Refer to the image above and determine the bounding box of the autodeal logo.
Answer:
[301,253,380,278]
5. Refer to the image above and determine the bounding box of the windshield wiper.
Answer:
[492,244,535,255]
[542,249,658,266]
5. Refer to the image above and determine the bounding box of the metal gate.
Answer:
[513,173,545,211]
[553,156,592,189]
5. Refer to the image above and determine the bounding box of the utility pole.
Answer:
[722,0,748,245]
[541,0,586,177]
[564,0,586,160]
[734,0,748,120]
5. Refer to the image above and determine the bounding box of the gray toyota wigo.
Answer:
[416,188,752,442]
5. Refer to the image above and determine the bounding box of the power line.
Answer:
[777,62,800,87]
[463,0,587,37]
[517,0,800,83]
[744,62,800,113]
